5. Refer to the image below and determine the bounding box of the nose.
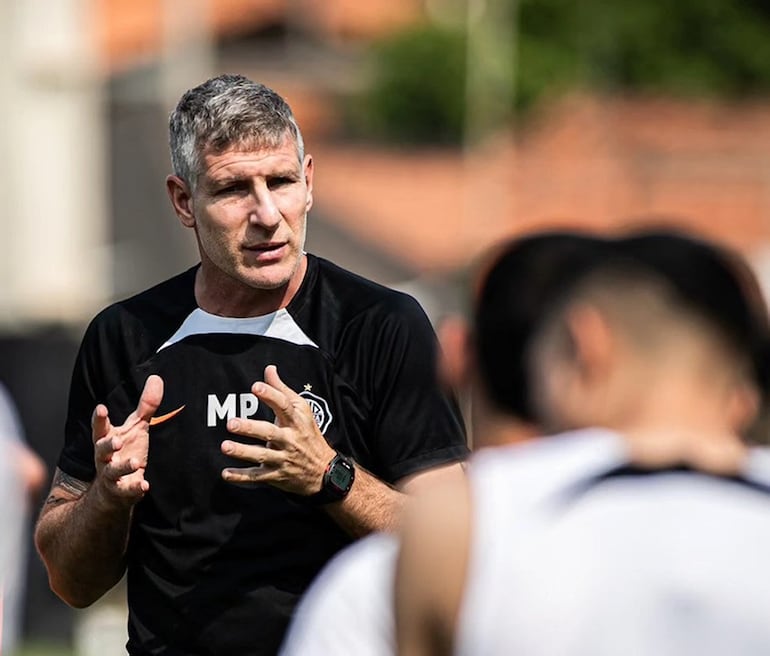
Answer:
[248,187,282,230]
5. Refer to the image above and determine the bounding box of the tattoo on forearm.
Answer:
[51,469,89,498]
[44,495,70,507]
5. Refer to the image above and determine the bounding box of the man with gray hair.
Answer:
[35,74,467,655]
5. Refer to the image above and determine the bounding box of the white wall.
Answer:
[0,0,108,326]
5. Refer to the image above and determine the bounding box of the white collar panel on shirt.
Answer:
[157,308,318,352]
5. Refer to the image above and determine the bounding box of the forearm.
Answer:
[323,466,405,537]
[35,480,133,608]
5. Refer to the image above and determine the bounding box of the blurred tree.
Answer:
[357,26,468,144]
[358,0,770,143]
[571,0,770,96]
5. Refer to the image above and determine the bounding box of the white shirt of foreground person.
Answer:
[457,430,770,656]
[279,532,398,656]
[281,429,630,656]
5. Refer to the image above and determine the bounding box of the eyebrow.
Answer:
[208,176,245,186]
[268,169,300,179]
[207,169,300,186]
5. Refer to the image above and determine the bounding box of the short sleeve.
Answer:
[344,294,468,482]
[58,314,113,482]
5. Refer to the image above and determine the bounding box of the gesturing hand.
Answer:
[221,365,336,496]
[91,375,164,509]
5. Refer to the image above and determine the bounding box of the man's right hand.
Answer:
[91,375,164,509]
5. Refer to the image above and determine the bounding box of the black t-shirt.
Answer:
[59,254,468,655]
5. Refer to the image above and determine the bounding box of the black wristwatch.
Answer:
[309,452,356,505]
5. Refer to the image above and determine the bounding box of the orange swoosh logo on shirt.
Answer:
[149,405,186,426]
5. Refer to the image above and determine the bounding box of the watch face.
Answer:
[329,463,352,490]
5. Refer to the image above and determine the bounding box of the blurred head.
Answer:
[165,75,313,300]
[528,230,770,439]
[441,231,607,447]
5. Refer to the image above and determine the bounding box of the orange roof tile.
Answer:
[311,95,770,273]
[94,0,422,72]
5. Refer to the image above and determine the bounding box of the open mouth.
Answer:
[243,242,288,260]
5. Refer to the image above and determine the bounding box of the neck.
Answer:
[610,370,729,435]
[195,255,307,317]
[602,372,749,475]
[471,396,539,450]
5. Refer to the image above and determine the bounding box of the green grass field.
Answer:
[17,642,74,656]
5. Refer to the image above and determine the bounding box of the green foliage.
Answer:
[359,25,468,144]
[564,0,770,96]
[358,0,770,144]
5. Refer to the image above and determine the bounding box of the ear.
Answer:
[303,155,314,213]
[728,380,761,434]
[437,315,471,393]
[166,175,196,228]
[564,303,614,386]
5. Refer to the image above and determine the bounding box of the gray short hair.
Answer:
[169,74,305,188]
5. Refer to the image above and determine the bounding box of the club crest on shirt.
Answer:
[300,387,333,434]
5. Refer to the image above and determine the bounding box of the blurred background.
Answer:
[2,0,770,653]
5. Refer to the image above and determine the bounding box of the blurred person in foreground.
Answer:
[279,232,609,656]
[396,231,770,655]
[0,428,21,656]
[34,74,467,656]
[0,383,47,655]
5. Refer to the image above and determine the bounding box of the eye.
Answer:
[213,182,248,196]
[267,176,295,190]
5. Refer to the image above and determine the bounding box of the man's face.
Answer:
[187,135,313,292]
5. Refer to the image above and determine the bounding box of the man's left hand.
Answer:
[220,365,336,495]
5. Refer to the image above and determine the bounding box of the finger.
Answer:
[227,418,285,445]
[221,440,283,467]
[116,471,150,497]
[136,375,164,422]
[221,465,280,485]
[91,404,113,442]
[253,379,294,426]
[251,382,293,424]
[94,435,123,462]
[102,457,142,482]
[263,365,300,400]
